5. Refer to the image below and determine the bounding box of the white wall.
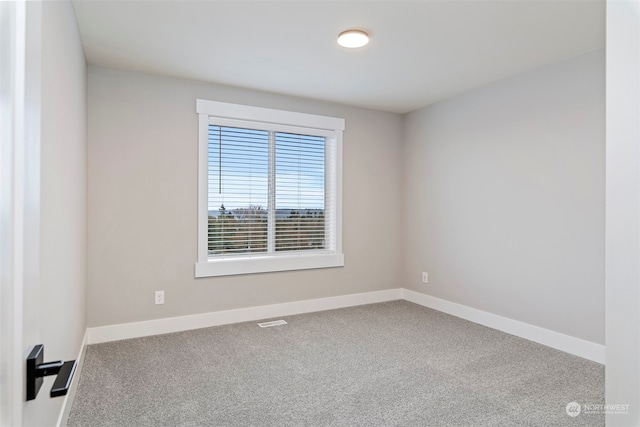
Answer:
[401,50,605,345]
[87,66,402,328]
[605,1,640,424]
[23,1,87,426]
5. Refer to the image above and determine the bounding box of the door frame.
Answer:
[1,2,27,425]
[0,2,41,426]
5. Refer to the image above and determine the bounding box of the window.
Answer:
[195,100,344,277]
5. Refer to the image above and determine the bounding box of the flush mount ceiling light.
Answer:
[337,30,369,48]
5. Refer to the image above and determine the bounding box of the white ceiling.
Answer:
[71,0,604,114]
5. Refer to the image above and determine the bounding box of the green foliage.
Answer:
[275,209,324,251]
[208,205,325,255]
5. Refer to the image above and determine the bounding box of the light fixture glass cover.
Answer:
[337,30,369,48]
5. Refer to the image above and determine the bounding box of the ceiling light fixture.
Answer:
[337,30,369,48]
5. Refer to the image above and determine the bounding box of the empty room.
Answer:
[2,0,639,426]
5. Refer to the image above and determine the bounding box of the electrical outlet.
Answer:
[155,290,164,305]
[422,272,428,283]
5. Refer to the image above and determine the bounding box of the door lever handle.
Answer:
[26,344,77,401]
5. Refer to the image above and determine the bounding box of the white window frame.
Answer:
[195,99,344,278]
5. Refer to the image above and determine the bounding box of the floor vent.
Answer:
[258,320,288,328]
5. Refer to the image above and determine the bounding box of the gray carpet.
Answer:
[67,301,604,426]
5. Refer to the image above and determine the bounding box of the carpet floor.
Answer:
[67,301,604,426]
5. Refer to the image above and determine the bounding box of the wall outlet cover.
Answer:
[155,291,164,305]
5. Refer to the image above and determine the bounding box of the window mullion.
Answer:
[267,130,276,253]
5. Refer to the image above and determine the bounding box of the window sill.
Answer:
[195,253,344,278]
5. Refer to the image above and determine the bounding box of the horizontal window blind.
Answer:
[275,132,326,252]
[208,126,269,256]
[208,125,330,258]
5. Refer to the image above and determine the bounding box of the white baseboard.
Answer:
[56,329,88,427]
[87,288,403,344]
[86,287,605,365]
[402,288,605,364]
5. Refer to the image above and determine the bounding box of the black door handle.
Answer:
[26,344,77,401]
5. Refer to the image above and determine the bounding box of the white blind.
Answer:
[275,132,326,252]
[208,125,330,258]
